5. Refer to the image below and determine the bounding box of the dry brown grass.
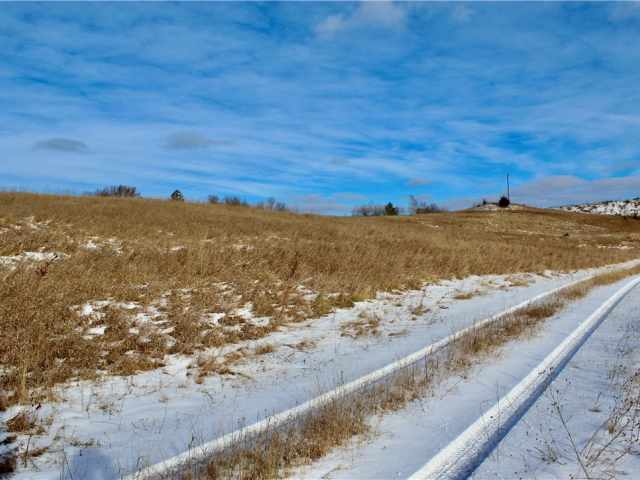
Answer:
[199,399,369,480]
[254,344,276,356]
[340,311,382,338]
[1,192,640,407]
[175,366,432,479]
[453,290,481,300]
[6,410,41,435]
[178,265,640,480]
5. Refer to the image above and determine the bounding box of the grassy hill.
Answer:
[2,192,640,406]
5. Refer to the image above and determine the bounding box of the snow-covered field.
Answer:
[560,198,640,217]
[2,260,640,479]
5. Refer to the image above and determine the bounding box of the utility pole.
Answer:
[507,173,510,201]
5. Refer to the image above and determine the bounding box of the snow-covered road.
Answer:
[474,279,640,479]
[411,277,640,480]
[293,274,640,479]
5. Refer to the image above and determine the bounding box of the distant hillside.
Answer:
[560,198,640,217]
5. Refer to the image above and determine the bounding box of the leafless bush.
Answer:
[223,196,248,207]
[352,204,386,216]
[409,195,446,215]
[255,197,287,212]
[95,185,139,198]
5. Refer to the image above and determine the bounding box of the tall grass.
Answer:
[1,192,639,406]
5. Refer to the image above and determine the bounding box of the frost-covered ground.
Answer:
[1,261,638,479]
[560,198,640,217]
[291,272,640,479]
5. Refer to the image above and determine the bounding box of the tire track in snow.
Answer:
[124,272,615,480]
[408,275,640,480]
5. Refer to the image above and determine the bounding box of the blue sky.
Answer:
[2,2,640,214]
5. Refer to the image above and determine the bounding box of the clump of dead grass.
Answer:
[6,410,41,434]
[190,349,255,384]
[254,344,275,356]
[340,311,381,338]
[453,290,481,300]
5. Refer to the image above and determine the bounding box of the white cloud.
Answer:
[315,14,348,37]
[358,1,408,28]
[315,1,408,37]
[451,5,474,24]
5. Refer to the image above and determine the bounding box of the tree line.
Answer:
[94,184,511,216]
[94,184,288,211]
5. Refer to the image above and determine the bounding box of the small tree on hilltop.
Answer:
[170,190,184,201]
[498,196,510,208]
[385,202,399,216]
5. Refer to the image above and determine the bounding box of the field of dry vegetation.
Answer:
[1,191,640,409]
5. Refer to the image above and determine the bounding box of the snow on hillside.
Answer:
[560,198,640,216]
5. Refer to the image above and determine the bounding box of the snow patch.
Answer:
[560,198,640,217]
[0,251,67,269]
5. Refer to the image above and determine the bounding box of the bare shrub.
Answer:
[223,196,248,207]
[6,411,38,434]
[409,195,446,214]
[352,204,384,216]
[95,185,139,197]
[255,197,287,212]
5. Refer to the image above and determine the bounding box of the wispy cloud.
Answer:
[164,131,225,150]
[450,5,474,24]
[315,1,408,37]
[407,177,431,187]
[608,3,640,22]
[33,138,89,153]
